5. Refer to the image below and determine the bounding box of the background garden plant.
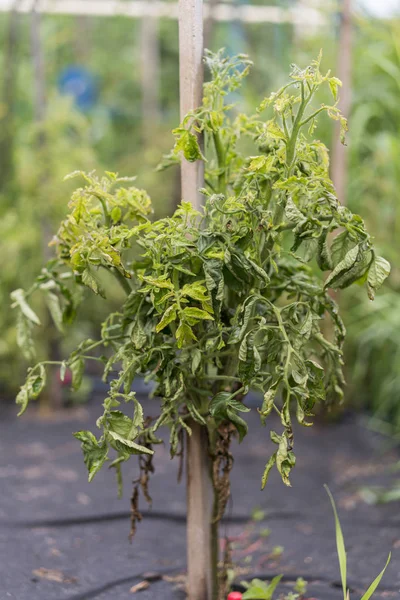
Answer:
[232,488,390,600]
[13,50,390,599]
[325,486,391,600]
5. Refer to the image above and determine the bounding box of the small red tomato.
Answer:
[227,593,242,600]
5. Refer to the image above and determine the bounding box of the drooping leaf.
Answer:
[45,291,64,333]
[259,386,278,424]
[156,304,178,332]
[261,453,277,490]
[176,321,197,348]
[11,289,41,326]
[70,357,85,392]
[81,269,106,298]
[74,430,108,482]
[226,407,248,442]
[367,255,391,300]
[324,245,360,289]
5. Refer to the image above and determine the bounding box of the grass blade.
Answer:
[325,485,347,600]
[360,552,391,600]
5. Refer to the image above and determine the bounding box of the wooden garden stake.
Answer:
[178,2,214,599]
[179,0,204,210]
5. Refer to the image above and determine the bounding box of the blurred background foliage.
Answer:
[0,0,399,430]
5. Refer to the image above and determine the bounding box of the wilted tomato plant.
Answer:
[13,51,390,597]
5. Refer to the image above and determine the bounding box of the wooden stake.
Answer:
[179,0,204,211]
[178,2,213,599]
[331,0,352,205]
[186,422,213,600]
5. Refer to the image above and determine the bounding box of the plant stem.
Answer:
[285,82,314,175]
[213,130,226,193]
[197,374,242,382]
[94,193,111,227]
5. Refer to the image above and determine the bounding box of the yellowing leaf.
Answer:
[182,307,214,322]
[176,322,197,348]
[156,304,178,333]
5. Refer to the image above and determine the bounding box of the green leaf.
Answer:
[15,312,36,361]
[210,392,249,442]
[209,392,233,417]
[330,231,353,267]
[182,307,214,322]
[324,244,360,289]
[70,358,85,392]
[242,575,283,599]
[111,206,122,223]
[325,486,347,600]
[176,321,197,348]
[132,396,144,433]
[11,289,41,325]
[284,198,304,224]
[156,304,178,332]
[45,291,64,333]
[202,258,224,317]
[367,255,391,300]
[173,128,204,162]
[108,431,153,455]
[261,453,277,490]
[107,410,134,439]
[247,259,270,286]
[317,229,333,271]
[249,155,268,172]
[329,77,342,101]
[16,386,29,417]
[275,434,296,486]
[259,386,278,424]
[228,398,251,413]
[82,269,105,297]
[16,364,47,416]
[239,334,248,362]
[181,281,209,302]
[191,348,202,374]
[74,430,108,482]
[226,407,248,442]
[142,276,174,290]
[186,398,207,425]
[106,410,153,455]
[360,553,391,600]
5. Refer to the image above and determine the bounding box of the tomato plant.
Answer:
[13,50,390,594]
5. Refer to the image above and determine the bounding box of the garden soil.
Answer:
[1,397,399,600]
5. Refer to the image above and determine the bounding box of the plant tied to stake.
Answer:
[13,50,390,573]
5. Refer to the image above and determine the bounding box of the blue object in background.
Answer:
[58,66,98,111]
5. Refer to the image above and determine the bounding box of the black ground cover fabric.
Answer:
[1,398,399,599]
